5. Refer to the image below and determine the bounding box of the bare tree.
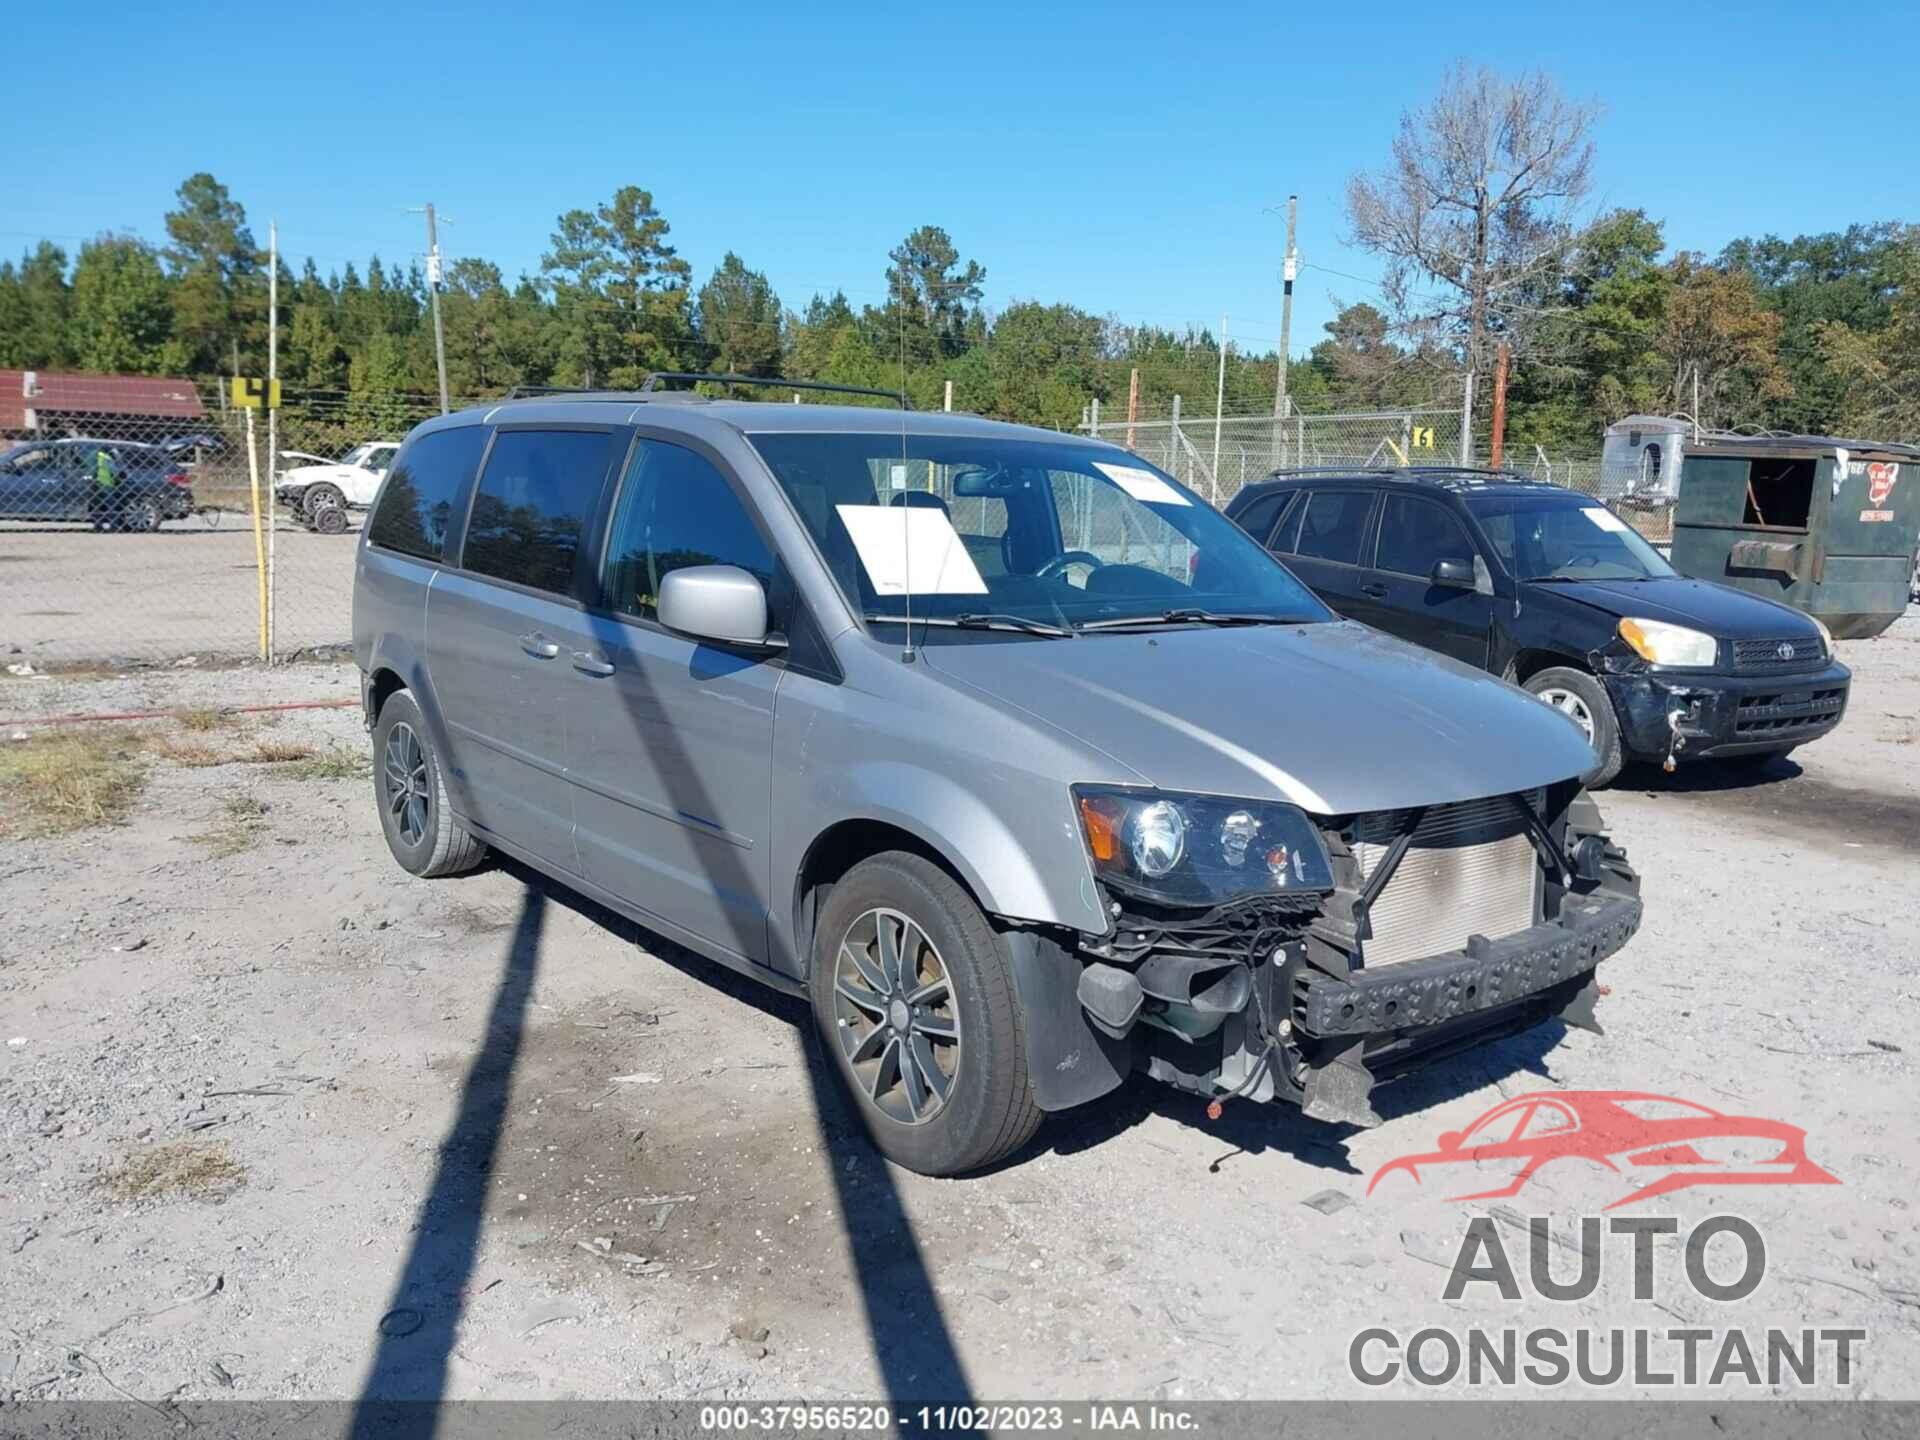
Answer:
[1346,63,1600,378]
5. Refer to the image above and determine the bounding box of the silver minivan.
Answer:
[352,382,1643,1176]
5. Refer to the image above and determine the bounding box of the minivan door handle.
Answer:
[1358,582,1390,598]
[518,632,560,659]
[571,651,615,677]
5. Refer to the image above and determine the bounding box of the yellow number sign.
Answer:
[230,376,282,410]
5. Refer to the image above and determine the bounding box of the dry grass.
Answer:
[249,739,315,764]
[276,747,370,781]
[100,1140,247,1202]
[145,732,228,768]
[192,795,272,857]
[174,706,229,732]
[0,730,149,837]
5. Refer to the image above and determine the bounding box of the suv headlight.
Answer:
[1618,616,1718,668]
[1810,615,1834,659]
[1073,786,1334,906]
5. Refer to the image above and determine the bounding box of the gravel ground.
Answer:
[1,616,1916,1405]
[0,515,358,666]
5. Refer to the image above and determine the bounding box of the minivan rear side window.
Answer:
[366,425,489,562]
[461,428,618,596]
[1294,490,1374,566]
[602,438,775,620]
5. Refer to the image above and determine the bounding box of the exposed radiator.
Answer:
[1350,792,1543,966]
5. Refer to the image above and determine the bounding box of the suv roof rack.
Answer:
[498,373,914,409]
[1262,464,1539,487]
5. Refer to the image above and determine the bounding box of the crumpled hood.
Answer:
[922,620,1597,815]
[281,462,362,485]
[1530,576,1820,641]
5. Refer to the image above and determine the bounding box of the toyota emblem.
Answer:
[1777,641,1797,661]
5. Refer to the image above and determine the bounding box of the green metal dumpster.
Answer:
[1667,434,1920,639]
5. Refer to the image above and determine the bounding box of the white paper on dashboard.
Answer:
[1093,461,1190,506]
[836,504,989,596]
[1583,505,1629,533]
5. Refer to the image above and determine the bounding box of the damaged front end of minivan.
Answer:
[1047,781,1640,1126]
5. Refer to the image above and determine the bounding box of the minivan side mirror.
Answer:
[1431,557,1477,589]
[657,565,781,648]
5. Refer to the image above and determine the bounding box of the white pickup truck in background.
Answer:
[275,441,401,533]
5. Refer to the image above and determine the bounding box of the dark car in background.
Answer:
[1226,468,1850,785]
[0,438,195,531]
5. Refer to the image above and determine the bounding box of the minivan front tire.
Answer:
[371,689,488,878]
[810,852,1042,1176]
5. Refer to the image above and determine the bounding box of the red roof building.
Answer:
[0,369,208,439]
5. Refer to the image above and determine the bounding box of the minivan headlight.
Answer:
[1618,616,1718,668]
[1073,786,1334,906]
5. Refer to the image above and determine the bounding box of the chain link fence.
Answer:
[1085,404,1466,510]
[1,376,461,688]
[1085,402,1667,542]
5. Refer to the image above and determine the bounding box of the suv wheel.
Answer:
[810,852,1041,1176]
[303,482,346,519]
[1525,666,1624,787]
[371,689,488,877]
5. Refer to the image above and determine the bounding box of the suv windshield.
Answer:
[748,433,1331,634]
[1468,494,1675,582]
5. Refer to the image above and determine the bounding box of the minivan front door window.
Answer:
[603,439,777,620]
[746,433,1328,638]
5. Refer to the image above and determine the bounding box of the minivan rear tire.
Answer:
[810,852,1042,1176]
[1525,666,1624,788]
[371,689,488,878]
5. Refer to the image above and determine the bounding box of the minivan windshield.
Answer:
[747,433,1331,635]
[1468,494,1676,583]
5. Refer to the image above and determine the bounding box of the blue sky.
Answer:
[10,1,1915,359]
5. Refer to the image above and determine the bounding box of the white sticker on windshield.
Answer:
[1094,461,1190,507]
[1582,505,1629,533]
[835,504,989,596]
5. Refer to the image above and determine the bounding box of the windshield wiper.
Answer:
[867,612,1075,638]
[1077,609,1309,632]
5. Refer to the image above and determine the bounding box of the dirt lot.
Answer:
[1,516,359,666]
[2,618,1917,1406]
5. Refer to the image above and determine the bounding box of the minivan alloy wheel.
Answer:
[831,906,962,1125]
[1535,684,1596,742]
[382,721,431,846]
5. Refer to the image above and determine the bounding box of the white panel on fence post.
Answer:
[1170,394,1181,484]
[267,219,278,665]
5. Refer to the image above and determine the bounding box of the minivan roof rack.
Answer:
[640,372,912,409]
[498,374,914,409]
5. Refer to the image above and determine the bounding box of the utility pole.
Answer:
[1692,365,1701,441]
[422,203,451,415]
[1489,341,1510,470]
[1126,367,1140,451]
[1272,195,1297,465]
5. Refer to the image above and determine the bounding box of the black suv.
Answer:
[1226,468,1850,785]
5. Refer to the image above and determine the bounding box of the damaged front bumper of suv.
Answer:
[1041,784,1641,1127]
